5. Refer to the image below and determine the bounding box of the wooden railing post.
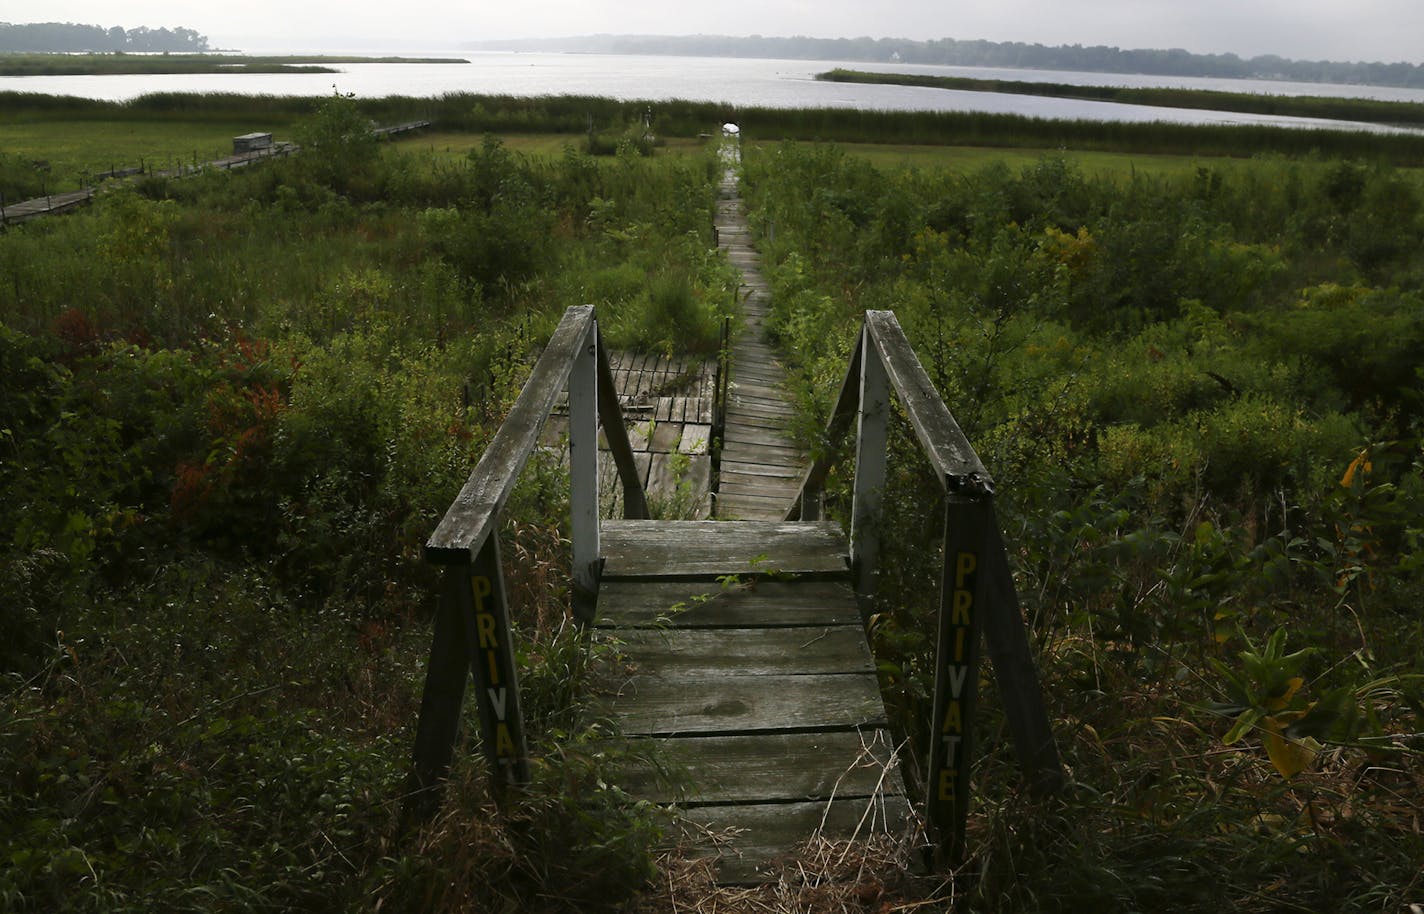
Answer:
[405,565,474,823]
[465,536,531,788]
[596,328,649,521]
[982,507,1065,796]
[850,325,889,599]
[410,306,652,819]
[569,319,600,622]
[926,493,991,864]
[787,329,863,523]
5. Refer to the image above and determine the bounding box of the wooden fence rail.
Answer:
[407,305,648,820]
[786,310,1063,863]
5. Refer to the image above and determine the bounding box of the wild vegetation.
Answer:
[7,90,1424,201]
[0,93,734,911]
[741,141,1424,911]
[3,89,1423,911]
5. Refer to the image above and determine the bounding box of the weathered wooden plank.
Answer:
[601,520,848,577]
[677,424,712,455]
[615,731,903,804]
[730,382,792,400]
[647,452,693,504]
[627,418,655,452]
[651,420,684,452]
[717,477,804,498]
[721,447,805,469]
[733,363,787,379]
[723,424,800,448]
[719,460,803,478]
[678,796,915,884]
[597,672,887,735]
[723,405,797,425]
[601,626,873,677]
[716,492,798,520]
[595,579,861,628]
[722,459,805,478]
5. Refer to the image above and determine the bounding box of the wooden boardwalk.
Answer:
[0,121,428,228]
[590,137,910,883]
[713,142,806,520]
[594,519,910,883]
[414,187,1064,880]
[543,350,718,518]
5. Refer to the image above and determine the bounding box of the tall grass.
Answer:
[7,91,1421,166]
[820,68,1424,129]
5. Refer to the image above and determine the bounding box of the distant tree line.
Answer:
[0,22,210,53]
[468,34,1424,89]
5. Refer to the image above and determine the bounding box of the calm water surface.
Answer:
[3,52,1421,134]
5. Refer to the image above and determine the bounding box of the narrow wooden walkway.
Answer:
[1,121,428,228]
[595,519,909,883]
[590,136,910,884]
[543,350,717,518]
[713,142,806,520]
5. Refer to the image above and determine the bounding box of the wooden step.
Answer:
[596,672,886,736]
[600,520,847,578]
[679,797,914,885]
[595,578,861,629]
[614,731,902,804]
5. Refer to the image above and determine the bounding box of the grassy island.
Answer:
[819,67,1424,130]
[0,53,469,77]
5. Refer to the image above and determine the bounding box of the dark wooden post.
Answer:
[850,325,889,598]
[405,566,474,822]
[595,328,649,523]
[464,536,531,787]
[569,319,600,621]
[405,535,531,823]
[981,506,1064,795]
[926,494,991,864]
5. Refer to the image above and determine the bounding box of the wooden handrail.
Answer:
[425,305,647,564]
[863,311,992,497]
[782,309,1061,865]
[406,305,649,819]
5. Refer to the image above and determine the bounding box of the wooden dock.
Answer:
[713,142,806,520]
[593,519,910,883]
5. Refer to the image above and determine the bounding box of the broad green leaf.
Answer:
[1223,708,1261,745]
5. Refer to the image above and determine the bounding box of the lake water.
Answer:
[3,51,1422,134]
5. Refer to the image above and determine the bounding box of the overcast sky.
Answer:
[12,0,1424,64]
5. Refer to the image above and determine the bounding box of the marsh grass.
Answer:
[820,68,1424,129]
